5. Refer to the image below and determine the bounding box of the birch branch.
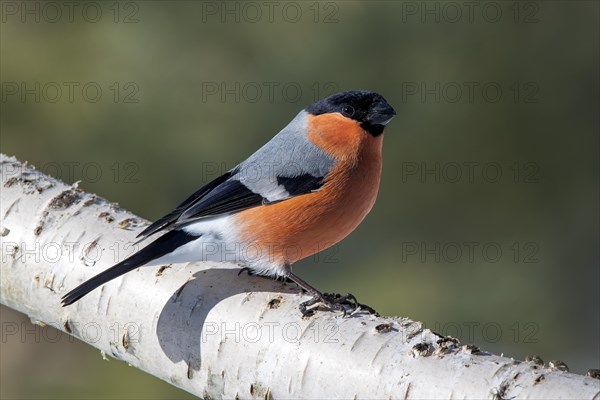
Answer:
[0,154,598,400]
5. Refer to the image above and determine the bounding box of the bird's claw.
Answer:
[299,292,379,317]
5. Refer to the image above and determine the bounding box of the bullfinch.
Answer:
[61,90,396,314]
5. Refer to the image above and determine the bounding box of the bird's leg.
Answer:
[238,266,293,283]
[286,271,379,317]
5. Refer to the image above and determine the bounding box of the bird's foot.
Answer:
[241,268,379,317]
[299,292,379,317]
[285,270,379,317]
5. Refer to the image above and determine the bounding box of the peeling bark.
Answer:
[1,154,598,399]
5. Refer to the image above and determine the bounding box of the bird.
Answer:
[61,90,396,315]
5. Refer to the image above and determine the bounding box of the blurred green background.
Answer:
[1,1,598,398]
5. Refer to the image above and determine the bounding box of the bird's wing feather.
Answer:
[137,111,335,238]
[136,170,235,238]
[177,179,264,221]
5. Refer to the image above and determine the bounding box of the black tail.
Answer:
[61,230,198,306]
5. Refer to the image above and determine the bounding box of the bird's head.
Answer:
[305,90,396,137]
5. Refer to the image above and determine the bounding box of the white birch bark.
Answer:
[1,154,598,399]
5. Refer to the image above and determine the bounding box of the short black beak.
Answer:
[367,99,396,126]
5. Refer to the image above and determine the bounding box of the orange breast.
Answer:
[234,113,383,266]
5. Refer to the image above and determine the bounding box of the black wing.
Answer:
[177,179,264,221]
[137,169,328,240]
[136,169,236,238]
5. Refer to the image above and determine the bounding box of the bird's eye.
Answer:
[341,105,355,117]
